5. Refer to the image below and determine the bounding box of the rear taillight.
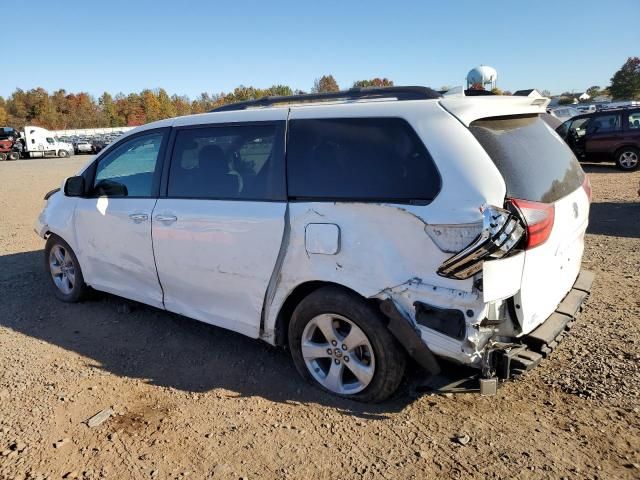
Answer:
[437,205,525,280]
[582,175,592,202]
[508,198,555,250]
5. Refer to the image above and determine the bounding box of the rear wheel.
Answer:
[44,235,87,302]
[616,147,639,171]
[288,286,406,403]
[7,151,19,161]
[0,153,6,161]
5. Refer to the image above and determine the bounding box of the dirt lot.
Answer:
[0,156,638,480]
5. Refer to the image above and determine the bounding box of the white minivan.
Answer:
[36,87,594,402]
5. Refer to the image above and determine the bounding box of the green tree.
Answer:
[312,75,340,93]
[266,85,293,96]
[609,57,640,100]
[585,86,601,99]
[101,92,125,127]
[557,97,575,105]
[352,78,394,88]
[157,88,177,119]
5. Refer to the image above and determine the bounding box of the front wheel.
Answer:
[58,149,69,158]
[288,286,406,403]
[44,235,88,302]
[616,147,639,171]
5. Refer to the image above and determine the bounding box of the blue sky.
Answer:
[3,0,638,98]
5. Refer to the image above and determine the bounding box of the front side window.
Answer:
[588,114,621,133]
[167,123,285,200]
[93,131,164,197]
[569,117,591,137]
[628,112,640,129]
[287,117,440,202]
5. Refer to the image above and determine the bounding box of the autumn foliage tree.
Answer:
[0,75,396,130]
[312,75,340,93]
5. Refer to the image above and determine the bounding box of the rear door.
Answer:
[152,118,287,338]
[469,115,590,333]
[584,112,623,160]
[625,110,640,145]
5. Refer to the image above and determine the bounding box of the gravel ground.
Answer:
[0,156,638,480]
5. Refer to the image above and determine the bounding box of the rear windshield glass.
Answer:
[470,115,584,203]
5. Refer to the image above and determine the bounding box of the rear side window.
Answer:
[167,122,285,200]
[470,115,584,203]
[588,113,621,133]
[287,118,440,203]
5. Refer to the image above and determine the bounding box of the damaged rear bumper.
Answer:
[492,269,595,379]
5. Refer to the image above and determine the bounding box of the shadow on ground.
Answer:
[581,163,625,174]
[4,197,632,413]
[0,250,425,417]
[587,202,640,239]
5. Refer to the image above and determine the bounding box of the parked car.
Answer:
[74,140,93,155]
[556,107,640,170]
[548,106,580,122]
[91,139,107,154]
[36,87,593,402]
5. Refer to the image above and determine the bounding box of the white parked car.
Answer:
[74,140,94,154]
[35,87,594,402]
[548,106,581,122]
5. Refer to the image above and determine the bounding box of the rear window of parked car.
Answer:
[287,118,441,203]
[470,115,584,203]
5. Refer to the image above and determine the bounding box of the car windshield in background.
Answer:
[470,115,584,203]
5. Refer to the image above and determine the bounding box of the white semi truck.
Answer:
[21,126,73,158]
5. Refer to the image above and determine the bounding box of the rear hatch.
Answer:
[468,114,590,333]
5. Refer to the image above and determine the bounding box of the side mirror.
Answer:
[64,176,85,197]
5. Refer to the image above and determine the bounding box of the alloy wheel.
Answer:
[49,244,76,295]
[619,151,639,169]
[301,314,375,395]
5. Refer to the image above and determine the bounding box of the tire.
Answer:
[58,149,69,158]
[7,151,19,161]
[0,153,6,161]
[44,235,88,302]
[288,286,406,403]
[615,147,639,171]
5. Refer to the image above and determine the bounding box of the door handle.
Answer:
[154,214,177,225]
[128,213,149,223]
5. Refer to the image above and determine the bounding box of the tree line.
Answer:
[0,75,394,130]
[1,57,638,130]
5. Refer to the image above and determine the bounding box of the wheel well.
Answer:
[614,145,639,158]
[273,281,381,346]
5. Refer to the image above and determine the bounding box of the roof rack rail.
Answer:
[209,86,442,112]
